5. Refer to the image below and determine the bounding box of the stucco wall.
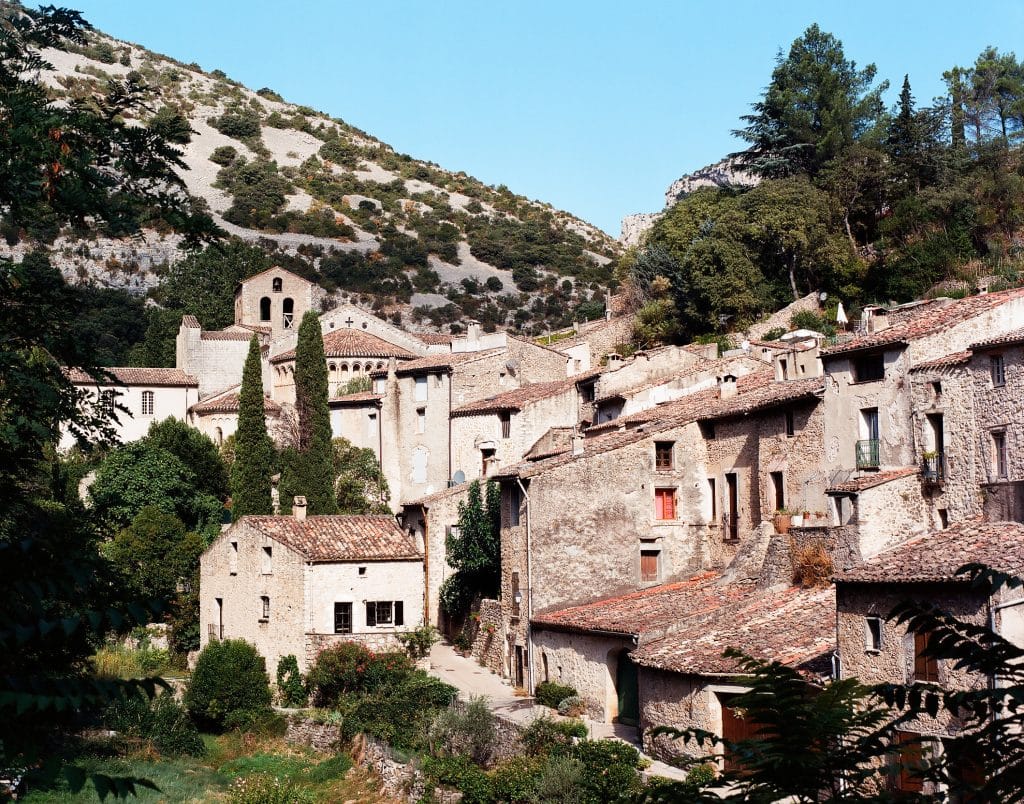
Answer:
[329,402,382,454]
[533,629,633,722]
[402,486,467,628]
[61,387,198,450]
[306,559,424,637]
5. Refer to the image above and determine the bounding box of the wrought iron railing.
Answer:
[922,453,946,486]
[856,439,881,469]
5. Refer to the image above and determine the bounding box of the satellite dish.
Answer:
[452,470,466,484]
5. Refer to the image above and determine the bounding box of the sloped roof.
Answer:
[66,367,198,387]
[497,426,652,479]
[329,391,382,406]
[369,348,503,378]
[532,571,748,637]
[910,351,972,372]
[836,521,1024,584]
[524,427,575,461]
[402,481,472,508]
[971,326,1024,351]
[826,467,920,494]
[181,314,200,328]
[451,379,577,417]
[631,585,835,677]
[201,329,255,341]
[235,265,315,289]
[190,385,282,415]
[238,515,420,561]
[821,288,1024,357]
[414,332,455,345]
[271,328,414,363]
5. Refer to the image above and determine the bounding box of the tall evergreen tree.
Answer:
[280,312,338,514]
[230,336,274,519]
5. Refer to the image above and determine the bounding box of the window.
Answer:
[367,412,378,438]
[914,631,940,682]
[272,276,282,292]
[991,354,1006,387]
[358,566,366,576]
[770,471,785,512]
[260,596,270,621]
[508,482,522,526]
[853,353,885,383]
[416,408,426,434]
[931,380,942,399]
[580,382,595,403]
[414,375,428,402]
[654,488,676,521]
[784,409,795,437]
[993,431,1008,479]
[141,390,154,416]
[499,411,511,439]
[481,447,495,476]
[779,358,789,380]
[100,389,116,416]
[334,602,352,634]
[938,509,949,529]
[655,441,674,471]
[259,296,271,321]
[365,601,404,627]
[725,473,739,540]
[511,571,521,617]
[700,421,716,440]
[261,546,272,575]
[640,548,660,582]
[857,408,881,469]
[708,478,717,519]
[229,541,238,575]
[865,617,883,652]
[282,297,295,329]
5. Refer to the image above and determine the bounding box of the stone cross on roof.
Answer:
[344,316,354,327]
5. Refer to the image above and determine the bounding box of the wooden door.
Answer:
[615,651,639,726]
[721,695,760,773]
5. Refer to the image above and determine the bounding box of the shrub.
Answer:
[306,642,413,706]
[521,714,584,757]
[396,624,440,659]
[210,145,238,166]
[103,692,205,757]
[762,326,787,341]
[340,673,455,751]
[306,753,353,782]
[534,681,577,709]
[211,108,262,140]
[428,696,496,766]
[557,695,585,717]
[534,754,585,802]
[574,739,642,802]
[184,639,272,731]
[792,540,834,588]
[276,654,307,707]
[489,756,542,803]
[227,773,314,804]
[790,309,836,337]
[421,755,492,804]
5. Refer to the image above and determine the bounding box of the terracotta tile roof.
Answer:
[402,481,472,508]
[271,328,414,363]
[821,288,1024,357]
[329,391,382,406]
[826,467,920,494]
[201,329,255,341]
[191,386,282,415]
[631,585,836,676]
[181,314,200,328]
[532,572,748,636]
[235,266,314,288]
[497,426,651,479]
[837,521,1024,584]
[66,367,198,387]
[450,379,577,417]
[524,427,575,461]
[238,515,420,561]
[414,332,455,345]
[971,326,1024,351]
[369,349,503,378]
[910,351,972,371]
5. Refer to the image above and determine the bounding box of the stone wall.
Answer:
[471,599,505,675]
[448,698,525,762]
[284,714,342,753]
[759,525,860,587]
[305,632,404,669]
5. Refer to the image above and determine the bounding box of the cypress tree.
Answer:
[281,312,338,514]
[230,335,274,519]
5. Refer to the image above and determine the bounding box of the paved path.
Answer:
[427,643,689,781]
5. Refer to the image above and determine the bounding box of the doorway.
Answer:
[614,650,639,726]
[725,473,739,540]
[514,645,525,688]
[215,597,223,640]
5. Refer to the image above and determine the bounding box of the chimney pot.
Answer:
[293,496,307,522]
[719,374,738,400]
[571,433,584,457]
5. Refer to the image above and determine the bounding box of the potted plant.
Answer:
[773,508,793,534]
[814,510,827,524]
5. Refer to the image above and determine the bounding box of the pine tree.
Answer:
[281,312,338,514]
[230,336,274,519]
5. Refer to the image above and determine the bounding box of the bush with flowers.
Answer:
[226,772,314,804]
[306,642,414,707]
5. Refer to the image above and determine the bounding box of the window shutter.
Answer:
[394,601,404,626]
[366,601,376,627]
[665,490,675,520]
[655,490,664,519]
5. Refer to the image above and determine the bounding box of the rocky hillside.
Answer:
[8,18,620,335]
[620,157,758,246]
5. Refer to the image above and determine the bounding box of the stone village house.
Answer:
[199,499,424,674]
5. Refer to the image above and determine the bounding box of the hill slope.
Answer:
[6,16,619,336]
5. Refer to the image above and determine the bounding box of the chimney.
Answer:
[719,374,738,400]
[571,431,585,457]
[293,496,307,522]
[467,320,481,343]
[607,352,623,367]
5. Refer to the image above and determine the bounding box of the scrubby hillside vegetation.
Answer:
[0,1,618,363]
[624,25,1024,344]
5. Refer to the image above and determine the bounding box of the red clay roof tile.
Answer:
[239,515,420,561]
[271,329,414,363]
[66,367,198,386]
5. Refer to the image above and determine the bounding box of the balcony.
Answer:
[855,439,880,469]
[922,453,946,487]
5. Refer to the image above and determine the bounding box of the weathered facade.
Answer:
[199,503,424,673]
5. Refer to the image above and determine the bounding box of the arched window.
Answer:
[272,277,282,292]
[329,362,337,374]
[214,426,223,446]
[259,297,271,322]
[340,362,349,375]
[282,298,294,329]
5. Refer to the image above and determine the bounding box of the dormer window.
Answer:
[272,276,283,292]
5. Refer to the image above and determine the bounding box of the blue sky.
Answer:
[68,1,1024,236]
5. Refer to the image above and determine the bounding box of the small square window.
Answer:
[654,441,674,471]
[853,354,885,383]
[865,617,883,652]
[991,354,1006,387]
[358,566,366,576]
